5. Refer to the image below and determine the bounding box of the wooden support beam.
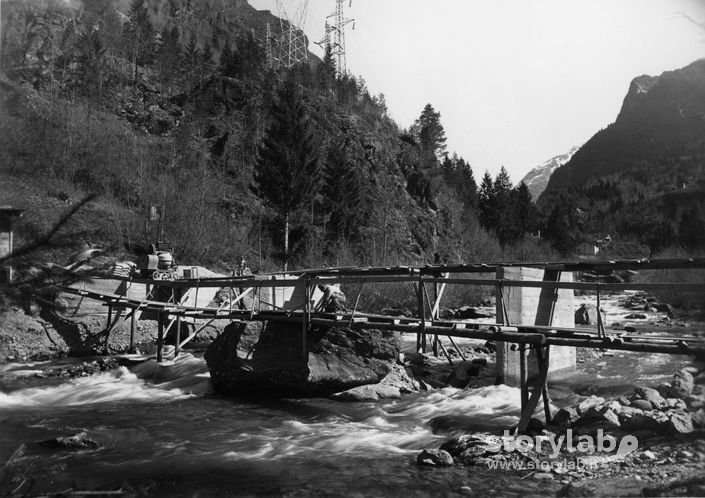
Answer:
[348,283,364,327]
[436,338,454,366]
[175,315,182,358]
[542,346,553,423]
[417,278,427,353]
[129,311,136,353]
[596,287,605,338]
[431,276,447,319]
[517,342,551,433]
[519,343,528,409]
[302,277,310,363]
[157,312,164,363]
[446,335,466,362]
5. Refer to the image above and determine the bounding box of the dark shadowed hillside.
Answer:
[1,0,556,280]
[543,59,705,191]
[538,60,705,255]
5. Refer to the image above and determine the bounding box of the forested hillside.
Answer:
[537,60,705,256]
[0,0,553,273]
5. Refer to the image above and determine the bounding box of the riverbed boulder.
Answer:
[552,407,580,428]
[38,432,99,450]
[332,363,421,401]
[416,448,454,466]
[205,321,401,397]
[670,369,695,398]
[619,410,668,433]
[576,395,605,415]
[574,304,605,326]
[445,360,482,388]
[666,412,694,434]
[632,387,667,409]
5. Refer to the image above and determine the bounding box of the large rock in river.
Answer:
[205,321,401,396]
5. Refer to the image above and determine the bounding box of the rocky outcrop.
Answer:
[0,308,69,362]
[332,363,422,401]
[205,321,402,397]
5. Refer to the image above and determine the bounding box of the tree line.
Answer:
[1,0,558,273]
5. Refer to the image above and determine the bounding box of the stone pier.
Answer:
[495,266,575,386]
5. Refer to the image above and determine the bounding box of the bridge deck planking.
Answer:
[61,281,705,355]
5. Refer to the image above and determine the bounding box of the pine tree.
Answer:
[253,77,321,270]
[493,166,513,195]
[75,28,106,97]
[478,171,496,230]
[316,44,336,93]
[124,0,153,84]
[412,103,447,166]
[181,32,200,90]
[199,41,214,85]
[156,26,180,98]
[322,141,367,244]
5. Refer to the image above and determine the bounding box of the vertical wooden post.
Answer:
[175,314,182,358]
[229,286,233,317]
[432,280,439,357]
[596,285,604,338]
[157,311,164,363]
[517,340,550,433]
[417,277,426,353]
[129,308,136,353]
[302,277,310,363]
[519,343,528,409]
[107,304,113,330]
[541,345,553,423]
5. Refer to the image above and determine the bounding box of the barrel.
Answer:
[157,251,173,269]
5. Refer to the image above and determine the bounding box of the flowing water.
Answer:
[0,343,692,498]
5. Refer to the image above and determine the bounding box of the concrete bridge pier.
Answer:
[495,266,576,387]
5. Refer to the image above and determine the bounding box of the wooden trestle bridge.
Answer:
[61,258,705,432]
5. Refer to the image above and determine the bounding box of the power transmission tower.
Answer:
[327,0,354,77]
[275,0,310,68]
[265,22,274,68]
[315,20,333,52]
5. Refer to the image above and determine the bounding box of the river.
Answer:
[0,338,692,497]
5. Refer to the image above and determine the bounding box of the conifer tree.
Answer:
[75,28,106,97]
[124,0,153,84]
[253,76,320,270]
[199,41,214,84]
[181,32,200,90]
[412,103,447,165]
[316,44,336,92]
[478,171,496,230]
[322,141,367,244]
[156,26,180,98]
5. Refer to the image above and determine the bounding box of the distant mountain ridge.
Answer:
[536,59,705,254]
[520,146,579,200]
[541,59,705,196]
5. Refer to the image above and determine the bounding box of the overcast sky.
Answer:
[250,0,705,183]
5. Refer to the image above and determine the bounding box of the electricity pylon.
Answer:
[327,0,354,77]
[265,23,274,68]
[275,0,310,68]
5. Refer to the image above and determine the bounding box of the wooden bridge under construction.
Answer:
[60,257,705,432]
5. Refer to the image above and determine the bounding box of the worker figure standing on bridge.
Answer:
[316,283,347,313]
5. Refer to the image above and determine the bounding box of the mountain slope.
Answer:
[520,146,579,200]
[541,59,705,195]
[536,59,705,254]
